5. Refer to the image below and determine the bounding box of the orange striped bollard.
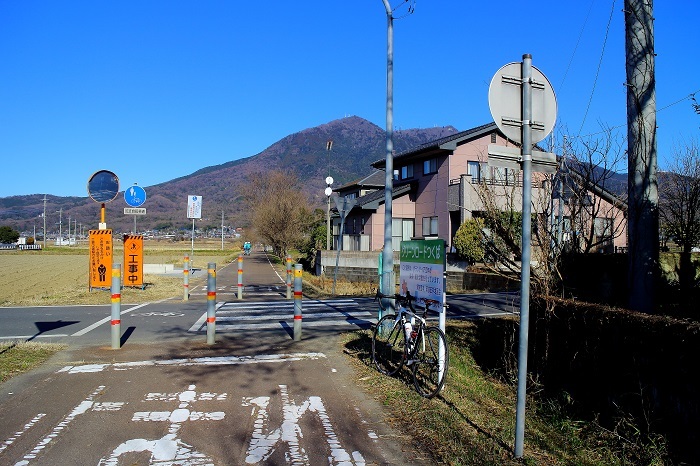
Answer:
[183,255,190,301]
[111,263,122,349]
[293,263,302,341]
[206,263,216,345]
[237,254,243,299]
[286,255,292,299]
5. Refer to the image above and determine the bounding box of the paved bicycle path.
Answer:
[0,252,433,465]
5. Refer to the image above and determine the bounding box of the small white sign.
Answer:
[187,195,202,219]
[124,207,147,215]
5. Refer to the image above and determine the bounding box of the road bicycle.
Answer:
[372,291,449,398]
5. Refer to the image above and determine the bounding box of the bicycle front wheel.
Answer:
[372,314,405,376]
[412,326,449,398]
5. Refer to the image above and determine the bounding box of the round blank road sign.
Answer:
[488,62,557,145]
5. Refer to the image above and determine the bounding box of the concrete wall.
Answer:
[316,250,518,292]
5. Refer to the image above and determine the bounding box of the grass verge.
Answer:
[0,341,67,384]
[341,321,647,466]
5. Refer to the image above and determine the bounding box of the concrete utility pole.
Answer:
[624,0,658,313]
[42,195,47,249]
[380,0,395,303]
[56,208,63,245]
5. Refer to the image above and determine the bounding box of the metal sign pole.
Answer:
[514,53,533,459]
[191,218,195,269]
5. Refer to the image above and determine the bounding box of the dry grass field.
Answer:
[0,240,239,306]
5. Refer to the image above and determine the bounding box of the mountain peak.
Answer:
[1,116,462,232]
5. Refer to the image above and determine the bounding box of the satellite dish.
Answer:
[325,176,334,185]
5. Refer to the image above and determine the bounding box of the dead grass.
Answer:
[341,323,632,466]
[0,341,67,383]
[0,245,237,306]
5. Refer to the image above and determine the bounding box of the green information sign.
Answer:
[399,239,446,310]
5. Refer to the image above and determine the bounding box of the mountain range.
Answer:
[0,116,459,236]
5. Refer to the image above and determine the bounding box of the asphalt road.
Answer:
[0,252,519,465]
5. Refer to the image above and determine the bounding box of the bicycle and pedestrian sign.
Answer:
[124,185,147,207]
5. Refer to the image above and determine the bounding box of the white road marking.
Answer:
[0,334,69,341]
[71,303,149,336]
[57,352,327,374]
[244,384,365,465]
[0,414,45,454]
[189,299,374,333]
[99,384,223,466]
[15,386,106,465]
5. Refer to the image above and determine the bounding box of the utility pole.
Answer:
[380,0,395,305]
[221,210,224,250]
[625,0,658,313]
[42,195,47,249]
[56,208,63,246]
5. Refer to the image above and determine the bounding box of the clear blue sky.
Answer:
[1,1,698,198]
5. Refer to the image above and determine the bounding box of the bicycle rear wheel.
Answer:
[412,326,448,398]
[372,314,405,376]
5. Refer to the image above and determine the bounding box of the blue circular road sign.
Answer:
[124,185,147,207]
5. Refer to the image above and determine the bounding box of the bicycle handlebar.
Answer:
[374,289,415,305]
[374,289,446,317]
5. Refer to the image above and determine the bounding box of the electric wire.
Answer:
[577,0,617,139]
[558,0,596,93]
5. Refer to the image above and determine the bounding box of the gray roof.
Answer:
[336,170,385,191]
[332,182,414,214]
[372,122,498,168]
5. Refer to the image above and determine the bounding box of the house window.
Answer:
[423,158,438,175]
[401,164,414,179]
[480,162,491,181]
[491,132,497,143]
[422,216,439,236]
[467,162,480,182]
[594,217,613,240]
[494,167,507,184]
[392,218,414,250]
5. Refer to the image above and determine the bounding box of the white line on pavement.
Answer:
[71,302,150,337]
[0,334,69,340]
[57,352,327,374]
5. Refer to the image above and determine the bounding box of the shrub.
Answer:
[454,218,486,264]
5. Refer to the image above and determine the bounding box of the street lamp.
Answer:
[325,177,333,250]
[325,139,334,251]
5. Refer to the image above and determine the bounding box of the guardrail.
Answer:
[0,244,42,250]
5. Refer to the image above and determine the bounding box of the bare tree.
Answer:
[557,128,628,254]
[241,171,313,258]
[659,140,700,254]
[467,127,627,297]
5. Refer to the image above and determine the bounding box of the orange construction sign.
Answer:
[123,234,144,288]
[89,229,113,290]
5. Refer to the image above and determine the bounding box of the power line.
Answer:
[569,88,700,141]
[558,0,596,93]
[576,0,617,139]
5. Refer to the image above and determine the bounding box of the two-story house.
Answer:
[331,122,627,254]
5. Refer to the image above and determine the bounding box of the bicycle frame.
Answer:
[373,290,448,398]
[376,291,428,363]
